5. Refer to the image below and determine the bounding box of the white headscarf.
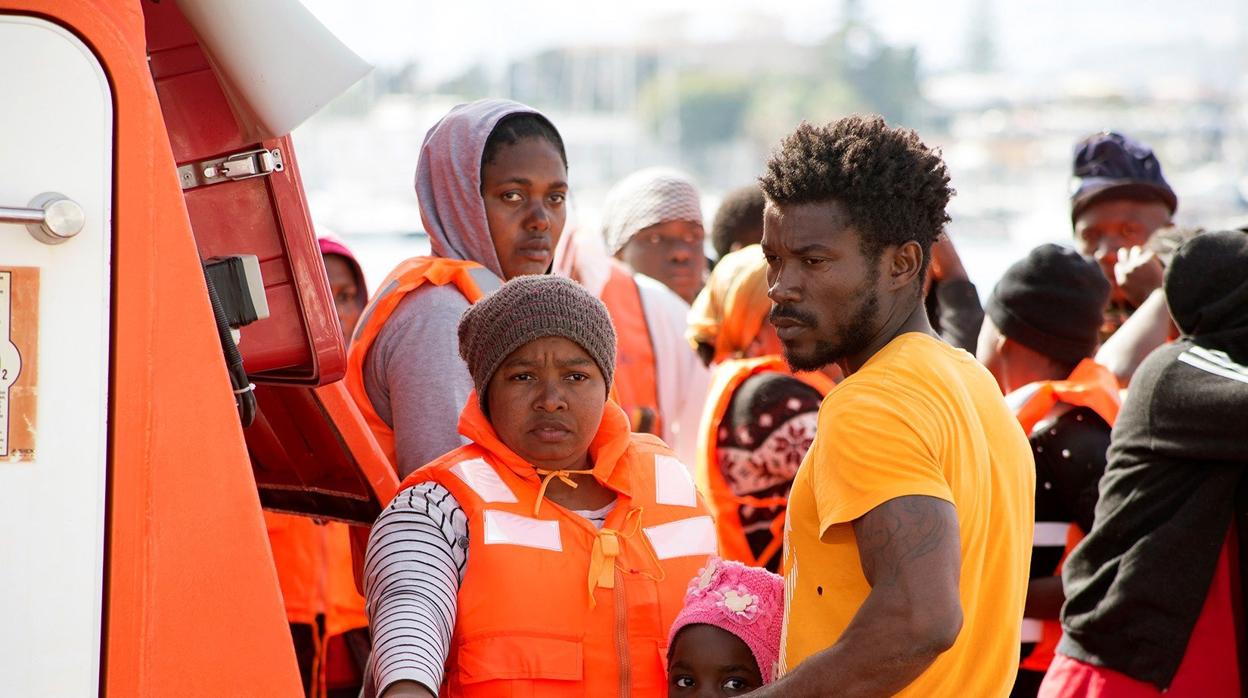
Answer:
[600,167,703,255]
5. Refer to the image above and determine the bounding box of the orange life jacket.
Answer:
[1006,358,1120,674]
[599,260,662,436]
[264,514,368,698]
[397,397,714,697]
[696,356,834,569]
[264,512,328,628]
[344,257,493,465]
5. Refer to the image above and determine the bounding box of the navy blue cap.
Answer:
[1070,131,1177,224]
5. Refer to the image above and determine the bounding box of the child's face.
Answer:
[668,624,764,697]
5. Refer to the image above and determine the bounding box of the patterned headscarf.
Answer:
[600,167,703,255]
[687,245,771,363]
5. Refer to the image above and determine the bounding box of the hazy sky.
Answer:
[301,0,1246,85]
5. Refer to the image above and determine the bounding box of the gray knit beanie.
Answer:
[458,275,617,410]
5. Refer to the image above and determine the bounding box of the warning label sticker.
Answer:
[0,267,38,462]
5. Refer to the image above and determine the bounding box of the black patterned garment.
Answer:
[715,371,823,572]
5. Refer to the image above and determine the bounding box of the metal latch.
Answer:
[177,147,285,190]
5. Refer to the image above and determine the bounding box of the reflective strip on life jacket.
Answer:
[1033,521,1074,547]
[643,516,717,560]
[1011,358,1119,674]
[451,457,519,503]
[696,356,833,568]
[600,260,662,435]
[343,257,493,466]
[1020,522,1087,673]
[396,400,709,697]
[483,510,563,551]
[654,454,697,508]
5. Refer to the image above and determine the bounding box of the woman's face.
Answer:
[481,138,569,280]
[323,253,365,339]
[485,336,606,471]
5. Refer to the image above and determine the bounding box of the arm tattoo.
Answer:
[853,496,954,588]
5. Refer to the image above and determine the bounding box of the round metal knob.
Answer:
[0,192,86,245]
[28,192,85,244]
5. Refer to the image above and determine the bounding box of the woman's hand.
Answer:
[382,680,436,698]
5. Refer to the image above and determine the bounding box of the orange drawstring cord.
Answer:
[533,468,598,517]
[531,471,670,608]
[586,507,666,608]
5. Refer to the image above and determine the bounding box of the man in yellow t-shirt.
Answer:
[750,115,1035,697]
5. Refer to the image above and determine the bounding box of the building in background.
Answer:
[293,0,1248,293]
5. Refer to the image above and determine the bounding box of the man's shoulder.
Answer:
[866,333,972,376]
[1132,340,1188,379]
[1124,340,1222,410]
[1122,338,1248,431]
[835,334,975,404]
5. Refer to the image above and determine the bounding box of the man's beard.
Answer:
[776,287,880,373]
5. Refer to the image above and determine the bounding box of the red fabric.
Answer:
[1040,531,1241,697]
[323,633,362,689]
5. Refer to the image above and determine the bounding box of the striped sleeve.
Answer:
[364,481,468,698]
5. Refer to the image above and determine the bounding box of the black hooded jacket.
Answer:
[1056,230,1248,689]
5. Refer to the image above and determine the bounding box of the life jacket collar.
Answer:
[456,393,637,498]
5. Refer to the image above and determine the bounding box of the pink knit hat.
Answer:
[667,557,784,683]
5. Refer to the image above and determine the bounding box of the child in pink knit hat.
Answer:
[667,557,784,696]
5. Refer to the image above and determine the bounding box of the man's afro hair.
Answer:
[759,115,954,269]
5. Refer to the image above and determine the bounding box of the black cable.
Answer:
[203,265,256,427]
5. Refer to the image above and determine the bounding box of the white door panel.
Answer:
[0,15,113,697]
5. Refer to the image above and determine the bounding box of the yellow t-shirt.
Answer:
[779,332,1034,696]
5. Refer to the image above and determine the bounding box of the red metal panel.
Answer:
[248,383,397,524]
[138,0,391,526]
[143,0,344,384]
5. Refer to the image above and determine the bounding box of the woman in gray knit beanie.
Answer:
[456,274,622,480]
[458,275,617,412]
[364,273,715,697]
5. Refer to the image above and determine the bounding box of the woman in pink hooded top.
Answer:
[266,234,374,698]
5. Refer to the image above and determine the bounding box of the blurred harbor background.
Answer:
[294,0,1248,296]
